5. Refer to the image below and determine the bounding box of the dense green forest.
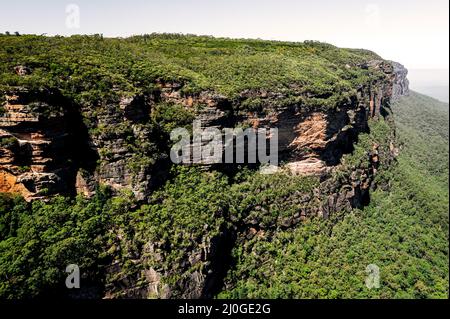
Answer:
[0,33,385,112]
[0,91,448,298]
[220,92,449,298]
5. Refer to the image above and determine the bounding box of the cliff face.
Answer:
[1,89,76,199]
[104,61,407,299]
[1,60,408,202]
[0,35,409,299]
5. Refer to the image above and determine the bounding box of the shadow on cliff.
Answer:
[320,102,370,166]
[62,98,100,197]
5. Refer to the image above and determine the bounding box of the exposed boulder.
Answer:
[14,65,32,76]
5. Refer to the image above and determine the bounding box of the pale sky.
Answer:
[0,0,449,70]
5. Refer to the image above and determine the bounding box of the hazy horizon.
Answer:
[408,69,449,103]
[1,0,448,68]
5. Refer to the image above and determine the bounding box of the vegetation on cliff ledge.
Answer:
[0,33,385,109]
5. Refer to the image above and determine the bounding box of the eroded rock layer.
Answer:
[1,61,407,202]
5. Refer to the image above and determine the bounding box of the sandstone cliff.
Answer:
[0,61,408,203]
[0,35,410,299]
[100,60,408,299]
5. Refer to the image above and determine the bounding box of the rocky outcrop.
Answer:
[0,88,80,200]
[391,62,410,99]
[14,65,32,76]
[104,226,233,299]
[81,95,155,200]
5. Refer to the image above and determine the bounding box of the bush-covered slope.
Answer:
[218,92,449,298]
